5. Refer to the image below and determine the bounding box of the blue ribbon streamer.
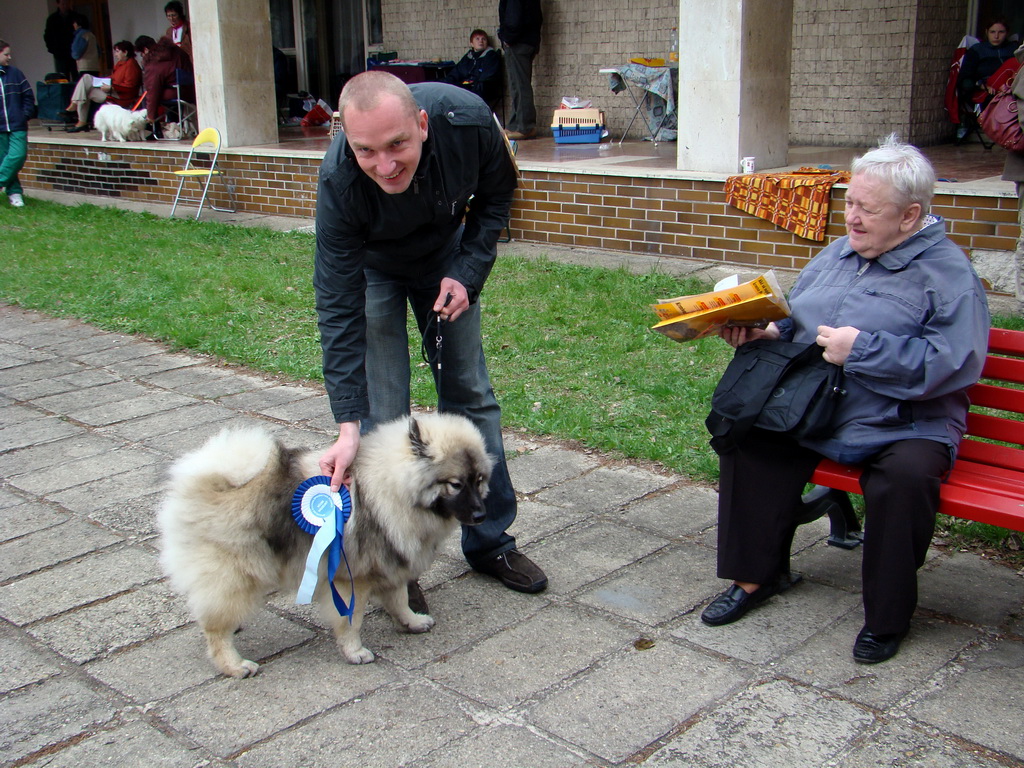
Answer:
[291,476,355,622]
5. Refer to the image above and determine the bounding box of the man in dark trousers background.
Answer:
[498,0,542,140]
[43,0,77,79]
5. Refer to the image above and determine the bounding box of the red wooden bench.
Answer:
[801,327,1024,547]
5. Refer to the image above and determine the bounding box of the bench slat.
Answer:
[811,459,1024,531]
[967,382,1024,416]
[987,327,1024,357]
[956,438,1024,473]
[965,411,1024,448]
[979,353,1024,385]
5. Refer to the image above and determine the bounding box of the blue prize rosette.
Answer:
[291,476,355,621]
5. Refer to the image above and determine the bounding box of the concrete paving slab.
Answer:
[20,719,212,768]
[775,612,982,709]
[918,552,1024,628]
[0,432,127,476]
[408,722,599,768]
[234,680,479,768]
[644,678,876,767]
[8,446,160,495]
[507,444,600,494]
[87,491,163,538]
[616,483,719,538]
[526,640,750,764]
[0,358,84,386]
[0,517,123,580]
[29,379,152,414]
[506,499,596,545]
[0,545,160,624]
[576,542,721,625]
[673,581,861,665]
[534,465,675,513]
[0,623,65,694]
[521,520,670,594]
[836,721,1013,768]
[87,610,316,703]
[2,366,121,401]
[71,389,199,427]
[0,414,84,450]
[46,462,165,514]
[423,603,636,709]
[0,500,70,541]
[909,638,1024,762]
[358,574,550,669]
[0,675,120,764]
[27,582,191,664]
[156,638,398,758]
[96,400,237,442]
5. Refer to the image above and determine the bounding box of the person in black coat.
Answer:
[43,0,77,79]
[446,29,502,107]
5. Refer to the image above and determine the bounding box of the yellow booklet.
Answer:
[650,270,791,342]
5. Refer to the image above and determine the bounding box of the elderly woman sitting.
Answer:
[64,40,142,133]
[699,135,990,664]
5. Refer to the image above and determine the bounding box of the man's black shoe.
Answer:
[700,582,777,626]
[407,579,428,614]
[853,626,908,664]
[473,549,547,593]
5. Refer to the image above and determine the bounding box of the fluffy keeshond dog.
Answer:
[157,413,493,678]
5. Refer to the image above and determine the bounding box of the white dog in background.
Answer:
[94,104,149,142]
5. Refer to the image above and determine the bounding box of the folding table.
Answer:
[600,64,677,145]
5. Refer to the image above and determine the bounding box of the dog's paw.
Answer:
[403,612,435,634]
[222,659,260,678]
[343,646,376,664]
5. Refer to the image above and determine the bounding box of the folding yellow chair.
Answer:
[170,127,236,220]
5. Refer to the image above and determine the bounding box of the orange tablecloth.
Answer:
[725,167,851,242]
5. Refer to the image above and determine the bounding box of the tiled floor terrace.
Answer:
[21,122,1021,286]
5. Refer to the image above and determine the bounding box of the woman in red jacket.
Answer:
[64,40,143,132]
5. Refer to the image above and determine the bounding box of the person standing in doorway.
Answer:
[498,0,542,140]
[43,0,77,79]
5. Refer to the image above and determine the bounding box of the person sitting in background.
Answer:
[164,1,192,61]
[70,14,100,78]
[445,29,501,106]
[64,40,143,133]
[699,135,990,665]
[141,36,193,139]
[958,18,1016,109]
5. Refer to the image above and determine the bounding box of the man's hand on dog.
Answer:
[320,421,360,491]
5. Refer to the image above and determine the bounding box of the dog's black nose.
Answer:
[469,508,486,525]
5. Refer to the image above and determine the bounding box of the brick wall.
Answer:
[511,170,1019,283]
[21,142,321,218]
[378,0,969,146]
[23,141,1017,294]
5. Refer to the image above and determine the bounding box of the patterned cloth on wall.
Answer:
[605,64,677,141]
[724,167,852,242]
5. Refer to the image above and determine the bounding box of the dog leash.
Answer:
[420,292,452,405]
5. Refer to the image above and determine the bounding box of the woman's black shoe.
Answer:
[852,626,908,664]
[700,582,777,626]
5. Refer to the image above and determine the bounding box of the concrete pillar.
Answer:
[676,0,792,174]
[190,0,277,148]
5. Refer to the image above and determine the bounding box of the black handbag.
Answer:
[705,339,846,455]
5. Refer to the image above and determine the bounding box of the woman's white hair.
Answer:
[851,133,936,212]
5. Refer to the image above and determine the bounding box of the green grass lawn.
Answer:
[3,199,1021,560]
